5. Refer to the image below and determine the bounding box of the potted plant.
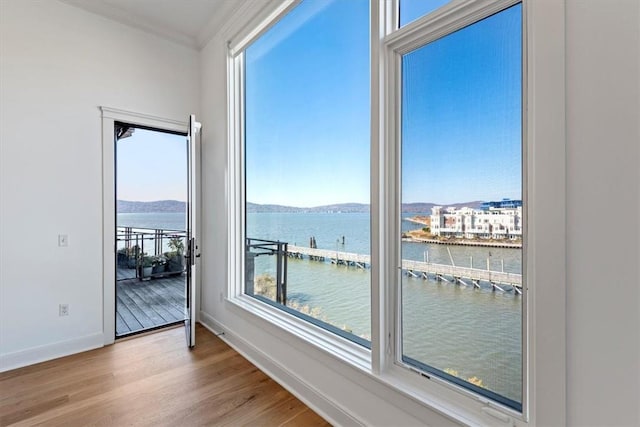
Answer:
[151,255,167,275]
[127,245,140,269]
[165,237,185,274]
[117,247,128,267]
[138,254,153,279]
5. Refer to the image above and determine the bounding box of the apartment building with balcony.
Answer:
[431,204,522,239]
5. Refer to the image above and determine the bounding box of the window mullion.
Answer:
[380,26,404,376]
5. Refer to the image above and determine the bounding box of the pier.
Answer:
[286,245,522,292]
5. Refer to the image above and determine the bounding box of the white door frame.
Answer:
[101,107,190,345]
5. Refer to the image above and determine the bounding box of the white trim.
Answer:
[102,115,116,345]
[520,0,531,418]
[199,312,363,427]
[385,0,520,54]
[100,107,188,345]
[370,0,382,376]
[227,295,371,371]
[193,120,203,325]
[195,1,246,49]
[100,107,187,132]
[0,332,104,373]
[226,49,244,308]
[524,0,566,423]
[227,0,299,57]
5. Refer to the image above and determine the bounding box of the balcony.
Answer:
[116,227,187,336]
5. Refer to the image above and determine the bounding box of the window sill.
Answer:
[226,293,527,427]
[375,365,528,426]
[226,294,371,372]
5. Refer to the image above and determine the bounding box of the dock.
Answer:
[286,245,522,292]
[287,245,370,269]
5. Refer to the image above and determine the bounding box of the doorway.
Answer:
[101,108,199,348]
[114,124,188,338]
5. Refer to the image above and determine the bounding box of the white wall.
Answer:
[565,1,640,426]
[1,0,638,424]
[0,0,199,369]
[199,1,639,426]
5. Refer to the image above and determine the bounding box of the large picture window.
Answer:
[398,3,523,410]
[243,0,371,345]
[226,0,565,423]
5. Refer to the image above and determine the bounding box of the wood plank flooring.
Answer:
[0,325,330,427]
[116,274,186,336]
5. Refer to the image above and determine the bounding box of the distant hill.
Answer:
[118,200,185,213]
[118,200,484,214]
[247,201,484,214]
[246,202,369,213]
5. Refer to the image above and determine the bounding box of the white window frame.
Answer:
[225,0,372,371]
[226,0,565,424]
[382,0,528,419]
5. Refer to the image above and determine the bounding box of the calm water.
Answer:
[119,212,522,403]
[117,213,186,231]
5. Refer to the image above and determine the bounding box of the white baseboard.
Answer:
[0,332,104,373]
[199,311,363,427]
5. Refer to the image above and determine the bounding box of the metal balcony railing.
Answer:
[116,227,187,281]
[245,238,288,304]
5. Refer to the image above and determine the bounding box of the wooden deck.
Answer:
[0,325,330,426]
[116,271,186,336]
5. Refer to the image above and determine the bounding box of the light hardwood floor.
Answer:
[0,325,330,426]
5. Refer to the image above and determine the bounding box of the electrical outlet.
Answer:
[59,304,69,316]
[219,292,224,302]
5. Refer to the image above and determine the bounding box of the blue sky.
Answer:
[245,0,369,207]
[402,3,522,204]
[245,0,522,208]
[116,128,187,202]
[400,0,453,27]
[116,2,520,207]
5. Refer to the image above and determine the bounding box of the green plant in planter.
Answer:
[126,245,140,268]
[165,237,185,273]
[167,237,184,254]
[141,255,153,268]
[151,255,167,274]
[138,254,154,279]
[117,247,129,267]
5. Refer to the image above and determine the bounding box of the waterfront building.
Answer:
[431,203,522,239]
[480,198,523,210]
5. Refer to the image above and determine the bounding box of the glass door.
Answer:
[114,123,189,339]
[185,114,201,347]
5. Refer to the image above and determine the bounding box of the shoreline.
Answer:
[402,236,522,249]
[403,217,522,249]
[404,217,430,225]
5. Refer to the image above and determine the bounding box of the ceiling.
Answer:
[60,0,247,50]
